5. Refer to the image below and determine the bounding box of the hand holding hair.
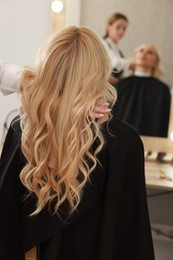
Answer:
[92,99,111,118]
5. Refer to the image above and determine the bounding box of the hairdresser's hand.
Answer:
[92,99,111,118]
[108,75,119,85]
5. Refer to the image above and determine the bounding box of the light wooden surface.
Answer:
[145,161,173,190]
[141,135,173,153]
[141,135,173,190]
[0,141,3,155]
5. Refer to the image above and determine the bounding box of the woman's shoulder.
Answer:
[8,115,21,137]
[115,75,135,88]
[151,77,170,90]
[0,116,21,158]
[105,117,143,150]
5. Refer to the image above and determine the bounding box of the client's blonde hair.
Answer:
[20,26,116,215]
[130,44,164,79]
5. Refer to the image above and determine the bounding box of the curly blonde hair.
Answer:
[20,26,116,215]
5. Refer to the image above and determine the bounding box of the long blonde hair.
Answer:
[130,44,164,79]
[20,26,116,215]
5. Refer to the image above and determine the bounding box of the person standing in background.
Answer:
[103,13,131,84]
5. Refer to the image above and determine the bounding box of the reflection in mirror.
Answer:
[50,0,173,140]
[113,44,171,138]
[79,0,173,139]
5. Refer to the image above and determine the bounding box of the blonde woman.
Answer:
[0,27,154,260]
[114,44,171,137]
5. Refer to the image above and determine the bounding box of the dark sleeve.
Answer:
[0,120,64,256]
[0,119,25,260]
[162,87,171,137]
[117,129,155,259]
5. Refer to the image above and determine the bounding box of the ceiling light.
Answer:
[51,0,63,13]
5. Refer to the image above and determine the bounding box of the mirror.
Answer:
[78,0,173,139]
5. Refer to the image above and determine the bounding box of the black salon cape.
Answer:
[0,118,155,260]
[113,76,171,137]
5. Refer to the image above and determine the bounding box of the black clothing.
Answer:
[111,47,124,79]
[0,117,155,260]
[113,76,171,137]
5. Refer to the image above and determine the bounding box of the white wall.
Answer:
[66,0,81,26]
[0,0,51,141]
